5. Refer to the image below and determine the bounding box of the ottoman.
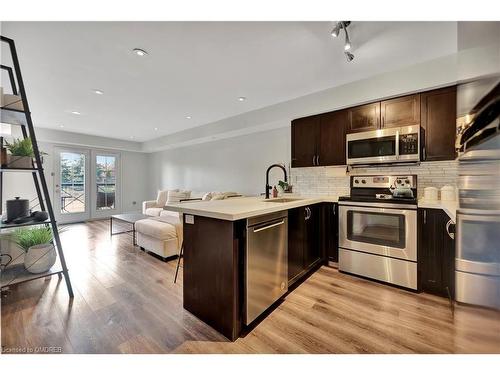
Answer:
[135,215,182,260]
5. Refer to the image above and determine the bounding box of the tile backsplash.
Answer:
[290,160,458,199]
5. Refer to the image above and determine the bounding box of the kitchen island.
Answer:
[165,196,337,340]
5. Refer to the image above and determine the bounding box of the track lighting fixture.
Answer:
[330,21,354,62]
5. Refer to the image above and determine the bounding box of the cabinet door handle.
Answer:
[305,207,311,220]
[446,219,455,240]
[422,146,426,161]
[423,209,426,224]
[312,156,316,166]
[316,155,320,165]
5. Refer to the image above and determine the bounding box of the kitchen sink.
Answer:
[263,198,304,203]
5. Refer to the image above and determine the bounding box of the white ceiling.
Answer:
[1,22,457,142]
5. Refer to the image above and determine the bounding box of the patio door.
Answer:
[54,147,91,224]
[91,151,121,219]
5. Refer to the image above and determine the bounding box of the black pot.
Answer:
[6,197,29,222]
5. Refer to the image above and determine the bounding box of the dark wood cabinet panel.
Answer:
[381,94,420,129]
[321,203,338,263]
[304,204,321,268]
[288,204,323,285]
[183,216,244,340]
[418,208,455,298]
[347,102,380,133]
[318,110,347,166]
[288,207,305,282]
[291,116,319,167]
[421,86,457,161]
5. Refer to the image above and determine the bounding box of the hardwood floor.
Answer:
[2,219,500,354]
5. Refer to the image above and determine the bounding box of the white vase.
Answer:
[24,243,57,274]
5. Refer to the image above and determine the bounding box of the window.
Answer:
[95,155,116,211]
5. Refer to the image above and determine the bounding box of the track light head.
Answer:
[331,22,341,38]
[345,51,354,62]
[344,30,352,51]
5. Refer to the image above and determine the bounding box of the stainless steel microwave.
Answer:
[346,125,420,166]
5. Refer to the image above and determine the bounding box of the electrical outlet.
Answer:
[185,215,194,224]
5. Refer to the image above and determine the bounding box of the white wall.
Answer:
[148,127,289,196]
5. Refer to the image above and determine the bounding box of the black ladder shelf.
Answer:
[0,35,74,297]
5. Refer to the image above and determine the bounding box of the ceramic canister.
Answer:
[441,185,456,201]
[424,187,438,201]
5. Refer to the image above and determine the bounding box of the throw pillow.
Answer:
[156,190,169,207]
[167,190,191,204]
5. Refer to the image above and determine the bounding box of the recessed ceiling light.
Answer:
[154,127,158,131]
[132,48,148,57]
[70,111,81,115]
[238,97,246,102]
[93,89,104,95]
[129,136,134,139]
[186,116,192,119]
[59,125,64,128]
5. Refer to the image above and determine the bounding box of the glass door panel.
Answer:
[96,155,116,211]
[54,148,90,223]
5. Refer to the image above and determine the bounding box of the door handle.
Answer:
[446,220,455,240]
[253,220,285,233]
[316,155,320,165]
[312,156,315,166]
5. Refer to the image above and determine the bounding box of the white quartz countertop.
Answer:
[418,199,457,222]
[165,195,338,221]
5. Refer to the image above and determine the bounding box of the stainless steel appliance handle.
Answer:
[316,155,320,165]
[253,220,285,233]
[312,156,316,166]
[395,129,400,159]
[446,219,455,240]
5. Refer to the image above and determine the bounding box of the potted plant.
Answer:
[12,226,57,274]
[5,137,34,168]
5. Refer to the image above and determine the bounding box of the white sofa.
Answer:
[138,190,241,260]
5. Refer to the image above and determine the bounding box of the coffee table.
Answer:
[110,213,150,246]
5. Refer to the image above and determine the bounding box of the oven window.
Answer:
[347,210,406,248]
[459,218,500,263]
[348,136,396,159]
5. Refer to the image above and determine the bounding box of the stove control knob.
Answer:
[354,179,359,184]
[405,179,410,184]
[361,179,366,184]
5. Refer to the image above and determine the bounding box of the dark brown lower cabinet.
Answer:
[321,202,339,263]
[288,204,322,285]
[418,208,456,298]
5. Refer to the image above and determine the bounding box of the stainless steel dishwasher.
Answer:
[246,210,288,324]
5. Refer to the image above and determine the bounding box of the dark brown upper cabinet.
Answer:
[421,86,457,161]
[318,110,347,166]
[291,110,347,167]
[291,115,319,167]
[347,102,380,133]
[380,94,420,129]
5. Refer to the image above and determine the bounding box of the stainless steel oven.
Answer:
[338,175,418,290]
[346,125,420,166]
[339,203,417,261]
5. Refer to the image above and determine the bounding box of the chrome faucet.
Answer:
[265,164,288,199]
